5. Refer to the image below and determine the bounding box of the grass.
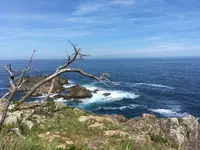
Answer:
[0,102,176,150]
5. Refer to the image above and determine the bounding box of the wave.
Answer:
[79,84,139,105]
[129,83,175,89]
[0,88,8,91]
[63,84,76,88]
[56,82,140,105]
[63,80,76,88]
[68,80,75,84]
[150,108,188,117]
[54,98,65,102]
[37,93,58,99]
[95,104,142,111]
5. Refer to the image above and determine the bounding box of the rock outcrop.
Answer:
[0,100,199,150]
[78,113,200,150]
[125,113,200,150]
[54,85,93,100]
[15,75,68,96]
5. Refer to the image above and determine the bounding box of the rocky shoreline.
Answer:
[15,75,68,96]
[1,75,199,149]
[15,75,110,100]
[0,99,199,150]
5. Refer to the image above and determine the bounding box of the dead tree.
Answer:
[44,41,109,101]
[15,41,109,108]
[0,41,110,128]
[0,50,36,129]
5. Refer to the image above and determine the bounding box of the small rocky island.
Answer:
[1,75,199,150]
[16,75,109,100]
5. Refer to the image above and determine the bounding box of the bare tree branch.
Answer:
[17,42,110,107]
[16,67,109,108]
[16,49,36,86]
[0,49,36,129]
[1,79,25,99]
[43,41,100,101]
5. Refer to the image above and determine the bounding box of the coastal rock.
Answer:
[54,102,66,111]
[4,115,18,125]
[66,85,93,99]
[104,130,129,137]
[32,114,41,125]
[89,122,104,129]
[18,101,42,110]
[21,109,34,120]
[21,119,34,129]
[1,100,199,150]
[93,89,99,93]
[125,113,200,149]
[3,111,23,125]
[54,85,93,100]
[78,114,122,125]
[11,111,23,121]
[15,75,68,96]
[88,140,105,149]
[103,93,111,97]
[0,98,8,113]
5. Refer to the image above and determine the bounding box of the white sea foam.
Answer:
[55,82,140,105]
[54,98,66,102]
[79,84,140,105]
[63,84,76,88]
[37,93,58,99]
[63,80,76,88]
[95,104,141,111]
[68,80,75,84]
[150,108,188,117]
[0,88,8,90]
[131,83,175,89]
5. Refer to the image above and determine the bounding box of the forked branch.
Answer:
[0,49,36,129]
[17,41,110,104]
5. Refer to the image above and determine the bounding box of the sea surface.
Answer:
[0,58,200,119]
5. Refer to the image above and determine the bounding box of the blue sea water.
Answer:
[0,58,200,119]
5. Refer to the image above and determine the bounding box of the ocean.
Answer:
[0,58,200,119]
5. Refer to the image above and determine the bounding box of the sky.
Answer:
[0,0,200,59]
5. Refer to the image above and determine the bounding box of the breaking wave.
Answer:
[54,82,140,105]
[150,108,188,117]
[134,83,175,89]
[122,82,175,90]
[0,88,8,91]
[63,80,76,88]
[95,104,143,111]
[79,84,140,105]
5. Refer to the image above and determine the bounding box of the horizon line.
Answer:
[0,56,200,61]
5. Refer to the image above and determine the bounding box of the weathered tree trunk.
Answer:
[44,69,59,101]
[0,89,16,129]
[0,50,36,129]
[0,42,110,129]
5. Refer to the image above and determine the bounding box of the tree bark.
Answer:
[0,50,36,129]
[0,88,17,129]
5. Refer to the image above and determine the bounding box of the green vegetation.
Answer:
[0,102,176,150]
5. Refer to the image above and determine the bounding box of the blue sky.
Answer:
[0,0,200,59]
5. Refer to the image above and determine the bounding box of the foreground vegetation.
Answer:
[0,100,176,150]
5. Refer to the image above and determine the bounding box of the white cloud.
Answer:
[73,0,136,15]
[111,0,136,5]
